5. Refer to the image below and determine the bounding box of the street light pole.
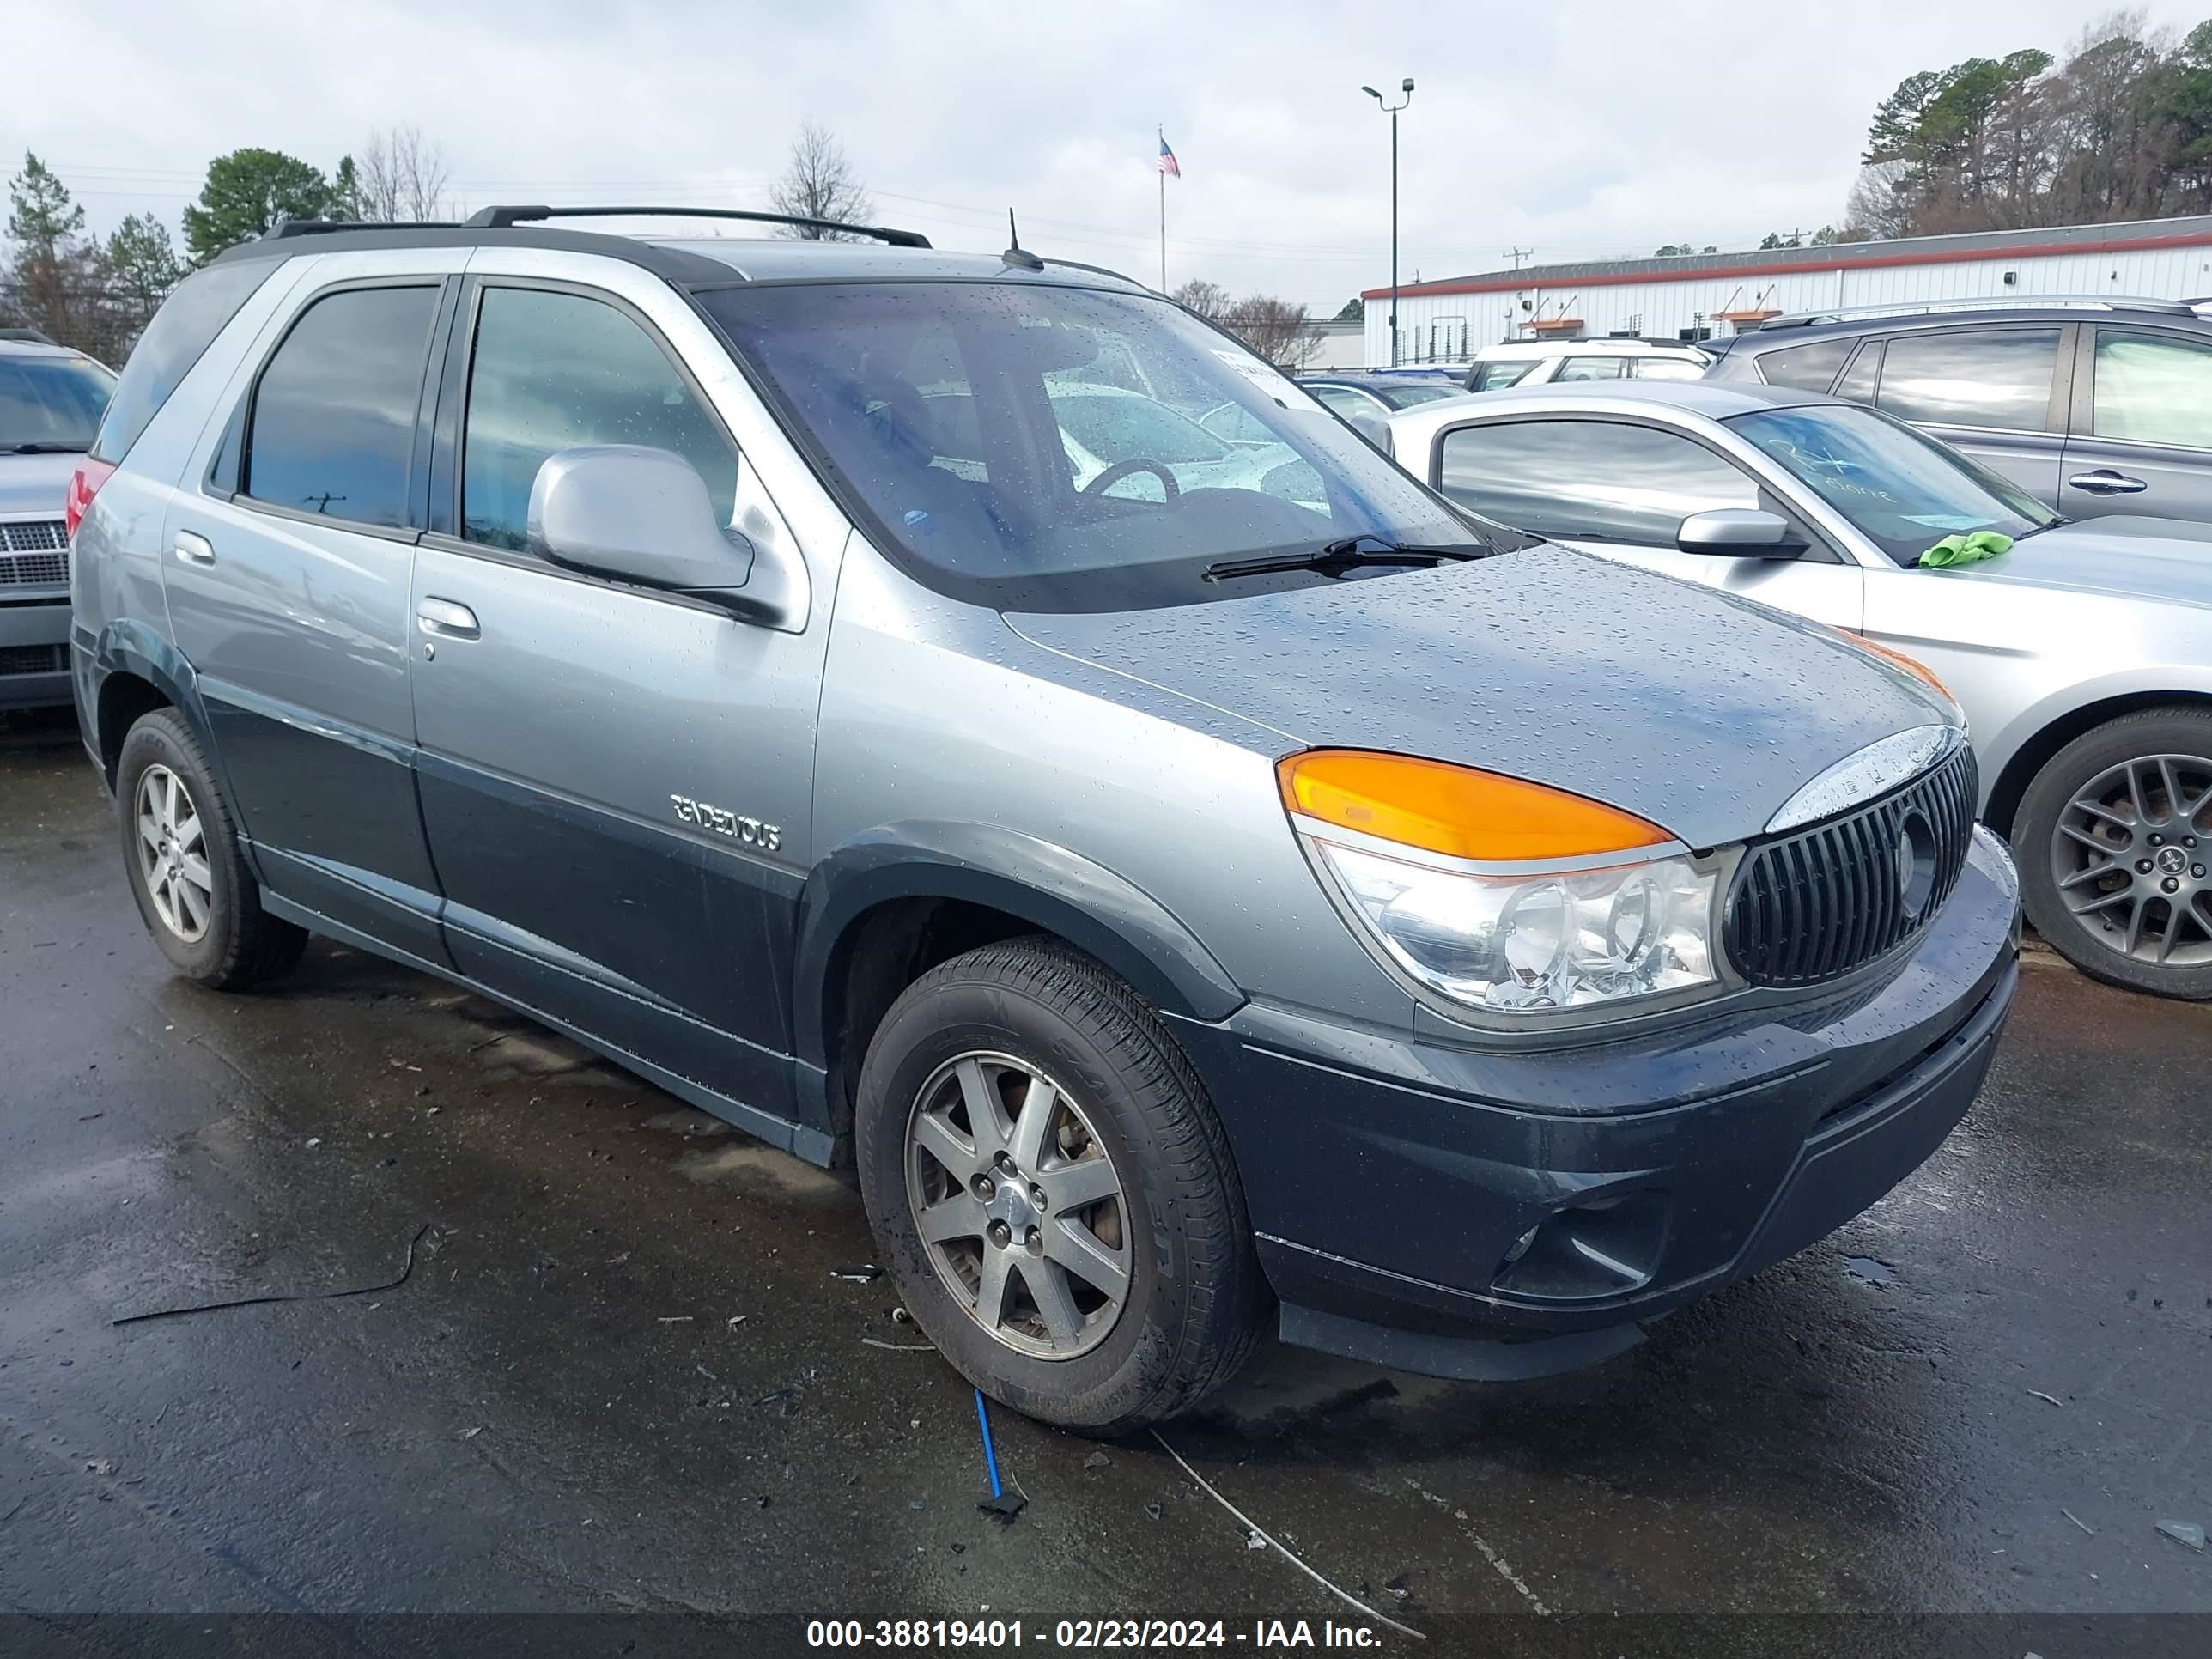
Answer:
[1362,78,1414,366]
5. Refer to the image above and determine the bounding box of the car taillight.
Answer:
[66,458,116,542]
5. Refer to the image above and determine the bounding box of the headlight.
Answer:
[1280,750,1725,1018]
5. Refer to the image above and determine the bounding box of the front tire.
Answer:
[2016,706,2212,1000]
[115,708,307,990]
[855,938,1268,1434]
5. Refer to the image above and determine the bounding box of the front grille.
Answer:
[0,643,68,676]
[0,520,69,587]
[1,519,66,552]
[0,550,67,586]
[1726,744,1978,988]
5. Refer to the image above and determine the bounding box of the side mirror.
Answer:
[529,445,792,621]
[1675,507,1806,559]
[1345,408,1394,456]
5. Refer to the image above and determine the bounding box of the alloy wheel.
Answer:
[904,1051,1132,1360]
[2049,751,2212,969]
[134,763,214,944]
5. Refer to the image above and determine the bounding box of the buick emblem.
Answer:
[1895,811,1937,920]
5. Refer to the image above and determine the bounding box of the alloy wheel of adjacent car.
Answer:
[2050,753,2212,968]
[2019,708,2212,1000]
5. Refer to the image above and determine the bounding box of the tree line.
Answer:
[1850,9,2212,238]
[1,128,457,362]
[0,122,881,362]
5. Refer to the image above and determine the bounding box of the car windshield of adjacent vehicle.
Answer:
[1,353,116,453]
[1726,402,2057,567]
[696,280,1485,611]
[1376,381,1459,408]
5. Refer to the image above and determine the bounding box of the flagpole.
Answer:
[1157,125,1166,291]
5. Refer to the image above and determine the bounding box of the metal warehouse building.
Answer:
[1360,214,2212,366]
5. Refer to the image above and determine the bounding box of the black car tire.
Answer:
[2015,706,2212,1000]
[115,708,307,990]
[856,937,1269,1434]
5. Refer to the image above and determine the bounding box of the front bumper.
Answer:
[0,597,71,710]
[1169,826,2020,1380]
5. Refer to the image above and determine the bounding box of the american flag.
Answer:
[1157,136,1181,179]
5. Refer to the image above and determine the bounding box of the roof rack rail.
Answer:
[461,204,932,248]
[1759,295,2197,330]
[264,218,468,240]
[1038,255,1151,289]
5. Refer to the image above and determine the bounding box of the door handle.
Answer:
[2066,470,2147,495]
[416,598,481,640]
[173,532,215,566]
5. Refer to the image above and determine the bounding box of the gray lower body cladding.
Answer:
[1169,832,2020,1378]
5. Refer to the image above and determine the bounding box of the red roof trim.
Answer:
[1358,229,2212,302]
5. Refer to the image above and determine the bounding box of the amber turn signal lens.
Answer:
[1848,635,1954,703]
[1277,750,1674,863]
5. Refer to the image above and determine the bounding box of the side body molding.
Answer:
[790,821,1249,1073]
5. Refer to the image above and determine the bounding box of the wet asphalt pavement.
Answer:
[1,708,2208,1653]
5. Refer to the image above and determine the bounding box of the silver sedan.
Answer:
[1386,379,2212,1000]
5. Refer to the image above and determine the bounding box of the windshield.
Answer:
[1727,402,2056,567]
[697,281,1480,611]
[1379,381,1459,409]
[1,353,115,452]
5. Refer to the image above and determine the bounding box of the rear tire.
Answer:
[2015,706,2212,1000]
[855,937,1269,1434]
[115,708,307,991]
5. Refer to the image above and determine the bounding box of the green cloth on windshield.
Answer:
[1918,530,2013,568]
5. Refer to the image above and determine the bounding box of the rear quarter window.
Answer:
[91,259,276,465]
[1755,337,1853,392]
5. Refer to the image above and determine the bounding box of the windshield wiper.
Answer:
[1202,535,1487,584]
[7,441,89,455]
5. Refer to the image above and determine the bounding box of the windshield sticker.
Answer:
[1901,514,1993,531]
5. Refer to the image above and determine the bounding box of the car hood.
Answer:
[1935,520,2212,610]
[0,453,80,519]
[1005,544,1948,850]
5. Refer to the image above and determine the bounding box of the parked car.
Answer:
[1387,378,2212,999]
[1464,338,1711,393]
[2,337,115,709]
[922,380,1319,503]
[1703,298,2212,526]
[1293,369,1467,420]
[72,209,2016,1431]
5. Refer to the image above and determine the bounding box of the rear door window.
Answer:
[1309,384,1386,419]
[1437,418,1759,545]
[461,286,738,551]
[2089,329,2212,449]
[1756,337,1852,392]
[1554,356,1625,381]
[92,259,274,464]
[243,284,440,529]
[1632,356,1705,382]
[1468,360,1535,392]
[1875,326,2060,431]
[1832,342,1881,404]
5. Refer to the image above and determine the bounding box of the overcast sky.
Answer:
[12,1,2206,309]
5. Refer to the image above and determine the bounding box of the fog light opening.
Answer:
[1490,1190,1671,1302]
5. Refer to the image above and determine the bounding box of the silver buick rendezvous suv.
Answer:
[69,207,2019,1431]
